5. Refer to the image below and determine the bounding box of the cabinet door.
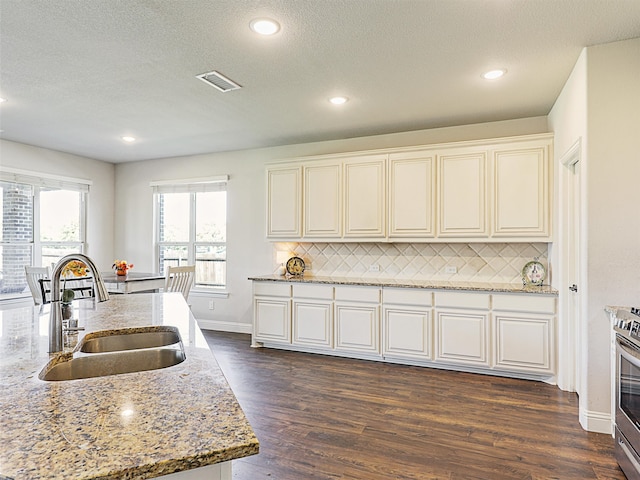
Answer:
[383,306,432,360]
[266,166,302,238]
[435,310,489,366]
[344,155,386,238]
[254,297,291,343]
[494,314,554,374]
[304,162,342,238]
[388,151,436,238]
[335,303,380,354]
[492,141,550,238]
[438,150,488,237]
[293,300,333,348]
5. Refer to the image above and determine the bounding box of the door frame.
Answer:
[557,138,582,392]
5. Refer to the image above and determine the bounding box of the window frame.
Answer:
[152,176,228,291]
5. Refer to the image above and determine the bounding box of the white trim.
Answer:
[149,175,228,187]
[196,318,252,334]
[191,290,229,299]
[561,138,581,167]
[579,407,612,434]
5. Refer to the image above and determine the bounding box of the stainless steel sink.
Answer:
[80,327,182,353]
[39,347,186,381]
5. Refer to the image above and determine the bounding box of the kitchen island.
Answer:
[0,293,259,480]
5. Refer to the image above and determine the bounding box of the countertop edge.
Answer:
[248,275,558,295]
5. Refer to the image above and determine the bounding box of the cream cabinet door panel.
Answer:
[344,156,386,238]
[254,298,291,343]
[436,310,489,366]
[266,166,302,238]
[388,152,436,238]
[494,314,554,373]
[335,304,380,354]
[438,151,488,237]
[383,307,432,360]
[493,143,550,237]
[293,301,333,348]
[304,163,342,238]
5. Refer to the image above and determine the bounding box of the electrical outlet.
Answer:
[369,264,380,272]
[445,266,457,274]
[208,300,215,310]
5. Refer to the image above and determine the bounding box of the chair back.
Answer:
[24,266,51,305]
[164,265,195,301]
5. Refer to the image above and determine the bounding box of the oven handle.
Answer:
[618,336,640,365]
[619,434,640,472]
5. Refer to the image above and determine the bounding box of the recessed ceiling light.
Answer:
[250,18,280,35]
[121,136,136,143]
[482,69,507,80]
[329,96,349,105]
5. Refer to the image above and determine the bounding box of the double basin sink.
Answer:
[39,326,186,381]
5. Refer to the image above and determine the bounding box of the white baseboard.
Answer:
[579,407,613,434]
[196,319,252,334]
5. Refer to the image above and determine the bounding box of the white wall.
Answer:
[114,117,548,330]
[0,139,116,269]
[549,37,640,433]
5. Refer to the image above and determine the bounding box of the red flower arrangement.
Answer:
[112,259,134,276]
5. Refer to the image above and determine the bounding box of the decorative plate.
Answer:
[522,260,546,286]
[285,256,305,276]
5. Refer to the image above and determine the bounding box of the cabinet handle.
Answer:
[569,284,578,293]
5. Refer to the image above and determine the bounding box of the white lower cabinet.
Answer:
[292,284,333,348]
[334,286,381,356]
[382,288,433,360]
[435,310,490,367]
[252,281,556,381]
[492,293,555,374]
[253,282,292,344]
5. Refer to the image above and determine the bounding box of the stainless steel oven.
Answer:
[614,308,640,479]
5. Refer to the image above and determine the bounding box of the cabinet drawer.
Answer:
[335,285,381,303]
[293,284,334,300]
[435,291,489,310]
[492,294,556,314]
[254,282,291,297]
[383,288,433,307]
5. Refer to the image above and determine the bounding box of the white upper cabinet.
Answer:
[437,149,488,237]
[491,137,551,238]
[388,151,436,238]
[343,155,386,238]
[266,166,302,238]
[265,133,552,242]
[304,161,342,238]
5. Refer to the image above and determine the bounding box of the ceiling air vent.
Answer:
[196,70,242,92]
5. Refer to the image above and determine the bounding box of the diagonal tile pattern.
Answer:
[274,242,549,284]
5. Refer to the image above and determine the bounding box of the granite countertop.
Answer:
[248,274,558,295]
[0,293,259,480]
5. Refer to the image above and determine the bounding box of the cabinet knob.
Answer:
[569,284,578,293]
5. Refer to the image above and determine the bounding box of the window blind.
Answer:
[150,175,228,194]
[0,168,91,193]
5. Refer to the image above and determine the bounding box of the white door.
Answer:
[561,140,582,393]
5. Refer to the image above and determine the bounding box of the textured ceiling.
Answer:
[1,0,639,164]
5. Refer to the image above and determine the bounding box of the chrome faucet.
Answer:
[49,253,110,353]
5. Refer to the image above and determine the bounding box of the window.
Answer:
[153,177,227,289]
[0,169,88,297]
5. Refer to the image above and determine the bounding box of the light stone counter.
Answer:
[0,293,258,480]
[248,274,558,295]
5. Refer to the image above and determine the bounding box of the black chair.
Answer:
[38,277,94,304]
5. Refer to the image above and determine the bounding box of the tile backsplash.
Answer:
[274,242,549,285]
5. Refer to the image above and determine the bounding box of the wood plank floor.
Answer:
[203,331,625,480]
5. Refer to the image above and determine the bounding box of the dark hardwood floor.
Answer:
[203,331,624,480]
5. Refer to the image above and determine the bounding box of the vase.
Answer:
[116,268,127,276]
